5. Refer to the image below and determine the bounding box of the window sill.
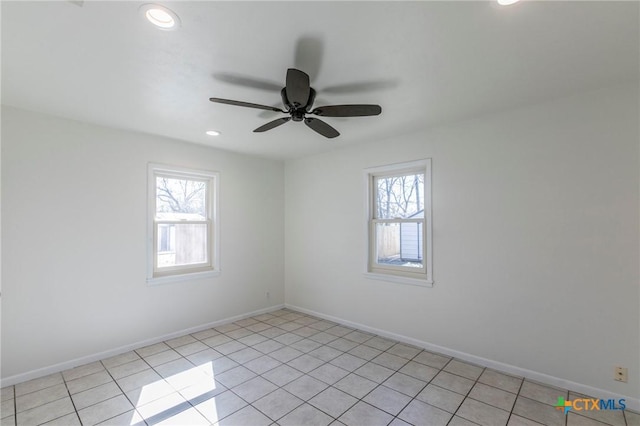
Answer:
[147,270,220,286]
[364,272,433,288]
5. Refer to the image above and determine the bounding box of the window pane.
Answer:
[375,222,423,268]
[375,173,424,219]
[157,223,208,268]
[156,176,206,220]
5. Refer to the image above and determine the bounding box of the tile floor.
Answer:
[1,309,638,426]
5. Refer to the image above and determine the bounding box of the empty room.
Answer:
[1,1,639,425]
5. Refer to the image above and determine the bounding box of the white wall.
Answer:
[1,107,284,379]
[285,85,639,400]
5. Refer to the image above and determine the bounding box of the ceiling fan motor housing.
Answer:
[281,87,316,121]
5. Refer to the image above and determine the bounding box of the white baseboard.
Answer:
[286,303,640,412]
[0,304,285,388]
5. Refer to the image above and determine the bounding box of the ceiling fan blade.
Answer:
[254,117,291,133]
[209,98,285,113]
[321,80,397,94]
[304,117,340,138]
[311,104,382,117]
[294,36,324,81]
[286,68,310,107]
[213,72,282,92]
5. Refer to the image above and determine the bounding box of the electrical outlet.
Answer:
[614,366,628,383]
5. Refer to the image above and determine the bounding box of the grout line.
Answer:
[99,359,145,426]
[13,388,17,426]
[504,374,527,426]
[60,375,83,426]
[445,358,486,426]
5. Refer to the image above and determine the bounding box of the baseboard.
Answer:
[0,304,285,388]
[286,303,640,412]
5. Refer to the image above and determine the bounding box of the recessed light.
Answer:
[497,0,520,5]
[206,130,221,136]
[139,4,181,30]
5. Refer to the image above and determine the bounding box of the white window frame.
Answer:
[364,159,433,287]
[147,163,220,285]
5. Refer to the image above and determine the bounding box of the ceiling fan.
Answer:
[210,68,382,138]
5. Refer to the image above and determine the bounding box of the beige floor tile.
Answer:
[334,374,378,399]
[165,335,197,349]
[16,383,68,412]
[362,336,396,351]
[144,349,182,367]
[15,374,63,397]
[72,381,122,410]
[413,351,451,369]
[95,409,145,426]
[626,410,640,426]
[387,344,422,360]
[329,353,367,372]
[253,388,303,421]
[262,365,303,387]
[416,384,465,413]
[398,399,452,426]
[194,390,247,423]
[217,405,272,426]
[363,385,412,416]
[107,359,150,380]
[478,369,522,394]
[135,392,187,421]
[231,377,277,403]
[16,397,74,425]
[100,351,140,369]
[309,363,350,385]
[173,341,209,357]
[190,328,220,341]
[519,380,567,406]
[567,405,626,426]
[512,396,565,426]
[449,415,481,426]
[468,382,517,411]
[354,362,395,383]
[339,401,394,426]
[1,399,15,418]
[308,387,357,418]
[383,372,426,397]
[444,360,484,380]
[135,342,171,358]
[0,415,15,426]
[1,388,14,403]
[507,414,544,425]
[399,361,439,382]
[62,362,105,382]
[77,395,133,426]
[283,375,328,400]
[66,370,113,394]
[279,403,334,426]
[431,371,475,395]
[40,412,81,426]
[567,412,614,426]
[457,398,510,426]
[348,345,382,361]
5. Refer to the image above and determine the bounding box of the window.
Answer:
[147,164,219,283]
[366,159,433,285]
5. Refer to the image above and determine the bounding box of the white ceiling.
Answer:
[2,1,638,160]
